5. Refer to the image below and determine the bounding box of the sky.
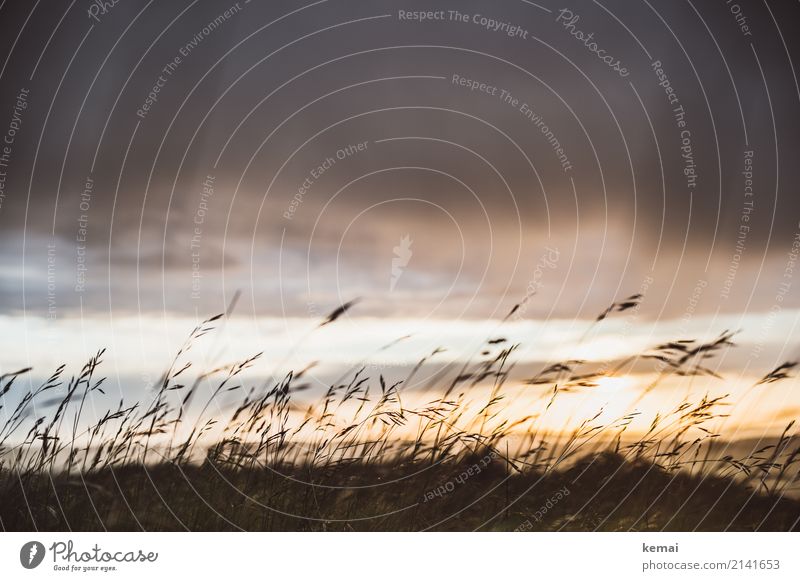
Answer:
[0,0,799,436]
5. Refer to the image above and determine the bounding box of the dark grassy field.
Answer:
[2,452,799,531]
[2,298,799,531]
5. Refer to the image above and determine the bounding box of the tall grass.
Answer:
[1,297,798,531]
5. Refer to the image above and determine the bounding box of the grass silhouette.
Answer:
[1,297,798,531]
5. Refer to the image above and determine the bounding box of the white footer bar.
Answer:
[1,532,797,579]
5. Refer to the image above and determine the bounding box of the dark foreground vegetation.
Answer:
[2,296,799,531]
[2,451,799,531]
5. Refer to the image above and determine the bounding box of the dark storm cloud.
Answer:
[1,0,799,319]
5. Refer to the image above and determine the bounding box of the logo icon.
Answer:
[390,234,413,291]
[20,541,46,569]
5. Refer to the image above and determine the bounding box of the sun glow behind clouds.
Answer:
[0,311,798,437]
